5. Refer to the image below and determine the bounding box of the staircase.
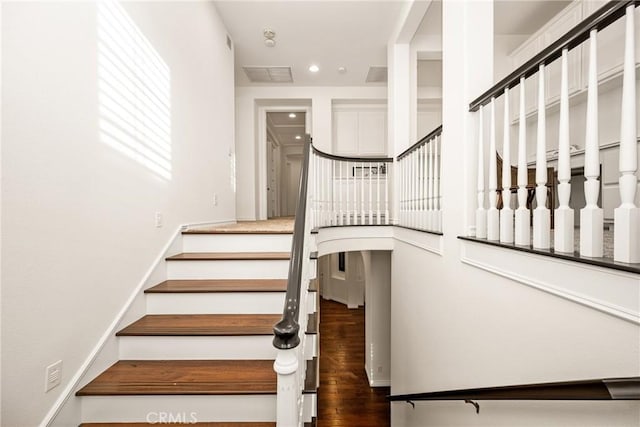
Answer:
[76,223,317,426]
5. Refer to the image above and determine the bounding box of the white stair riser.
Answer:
[304,334,317,360]
[303,393,317,423]
[118,336,277,360]
[307,292,317,314]
[146,292,285,314]
[309,259,317,279]
[167,260,289,280]
[80,395,276,422]
[183,234,292,253]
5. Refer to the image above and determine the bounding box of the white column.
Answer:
[554,48,575,253]
[580,29,603,258]
[533,64,550,249]
[487,98,499,240]
[515,77,531,245]
[476,105,487,238]
[274,349,299,427]
[500,88,514,243]
[614,5,640,263]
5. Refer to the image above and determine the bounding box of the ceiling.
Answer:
[216,0,572,88]
[267,112,306,147]
[215,1,406,87]
[494,0,572,35]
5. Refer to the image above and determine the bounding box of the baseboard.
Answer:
[40,218,234,427]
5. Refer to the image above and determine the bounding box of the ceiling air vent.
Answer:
[366,66,388,83]
[243,66,293,83]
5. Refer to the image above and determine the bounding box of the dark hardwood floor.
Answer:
[318,299,390,427]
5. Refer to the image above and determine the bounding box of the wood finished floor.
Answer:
[318,299,390,427]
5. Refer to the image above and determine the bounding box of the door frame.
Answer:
[257,105,311,220]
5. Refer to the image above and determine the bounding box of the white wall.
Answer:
[1,2,235,425]
[391,1,640,425]
[362,250,391,387]
[235,86,387,220]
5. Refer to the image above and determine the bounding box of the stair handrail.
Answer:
[273,134,312,350]
[397,125,443,160]
[469,0,638,112]
[311,145,394,164]
[388,377,640,408]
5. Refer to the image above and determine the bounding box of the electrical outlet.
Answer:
[155,212,163,228]
[213,194,218,206]
[45,360,62,392]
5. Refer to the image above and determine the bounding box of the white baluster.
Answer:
[346,161,351,225]
[385,161,390,225]
[614,5,640,263]
[555,48,574,253]
[401,158,405,225]
[500,88,514,243]
[376,162,381,224]
[476,105,487,238]
[369,162,373,225]
[420,145,425,229]
[338,160,344,225]
[360,162,365,225]
[515,77,531,245]
[488,98,499,240]
[333,160,337,225]
[580,29,603,257]
[429,139,435,231]
[434,135,441,232]
[533,64,550,249]
[409,151,418,228]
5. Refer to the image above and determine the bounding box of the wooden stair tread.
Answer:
[145,279,287,293]
[80,423,275,427]
[166,252,290,261]
[183,229,292,235]
[116,314,280,336]
[76,360,277,396]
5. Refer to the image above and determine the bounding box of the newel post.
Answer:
[274,348,300,426]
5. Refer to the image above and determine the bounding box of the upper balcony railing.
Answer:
[469,0,640,266]
[397,125,443,233]
[311,147,394,229]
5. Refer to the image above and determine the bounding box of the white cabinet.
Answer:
[333,108,387,156]
[333,111,359,155]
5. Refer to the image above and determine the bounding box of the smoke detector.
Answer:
[264,29,276,47]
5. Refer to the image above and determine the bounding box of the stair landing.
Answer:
[184,218,294,234]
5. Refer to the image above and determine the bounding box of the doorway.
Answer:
[265,111,307,218]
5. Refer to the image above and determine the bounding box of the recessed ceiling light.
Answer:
[295,135,302,140]
[338,66,347,74]
[308,64,319,73]
[289,113,297,118]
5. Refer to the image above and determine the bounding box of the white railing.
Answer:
[471,1,639,264]
[398,126,443,233]
[311,148,393,229]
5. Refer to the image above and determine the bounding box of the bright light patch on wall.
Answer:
[98,0,172,180]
